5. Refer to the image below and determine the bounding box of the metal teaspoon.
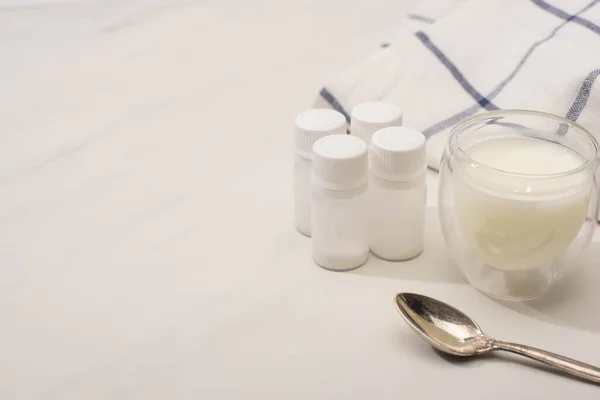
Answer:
[394,292,600,383]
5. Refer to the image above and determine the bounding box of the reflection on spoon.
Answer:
[395,293,600,384]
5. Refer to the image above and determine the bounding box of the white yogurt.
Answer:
[453,137,591,272]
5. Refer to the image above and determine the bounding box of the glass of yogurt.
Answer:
[439,110,600,300]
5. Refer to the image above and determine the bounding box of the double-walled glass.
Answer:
[439,110,600,300]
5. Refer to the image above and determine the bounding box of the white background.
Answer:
[1,1,599,398]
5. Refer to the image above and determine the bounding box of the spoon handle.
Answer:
[492,340,600,383]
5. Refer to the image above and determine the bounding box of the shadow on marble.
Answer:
[395,328,433,357]
[394,304,598,386]
[493,242,600,333]
[434,348,596,385]
[352,247,465,283]
[398,323,550,372]
[350,208,466,284]
[351,207,467,284]
[433,348,490,368]
[435,347,543,371]
[399,327,595,384]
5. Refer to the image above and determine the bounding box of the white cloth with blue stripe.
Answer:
[315,0,600,171]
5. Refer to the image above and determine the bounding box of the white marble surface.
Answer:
[1,1,600,398]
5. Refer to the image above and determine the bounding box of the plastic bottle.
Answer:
[311,135,369,270]
[369,127,426,260]
[350,101,402,143]
[294,109,346,236]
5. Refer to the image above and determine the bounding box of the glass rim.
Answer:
[449,109,600,179]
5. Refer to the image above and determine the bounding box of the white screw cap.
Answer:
[294,109,347,159]
[351,101,402,143]
[312,135,368,190]
[370,127,426,181]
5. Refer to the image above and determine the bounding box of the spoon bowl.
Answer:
[394,292,600,383]
[395,293,492,356]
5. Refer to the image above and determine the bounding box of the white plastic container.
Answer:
[350,101,402,143]
[369,127,427,260]
[311,135,369,270]
[294,109,346,236]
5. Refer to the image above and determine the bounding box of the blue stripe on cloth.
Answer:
[319,87,350,123]
[423,104,481,137]
[532,0,600,36]
[415,31,498,111]
[423,0,599,138]
[484,117,528,130]
[557,68,600,135]
[566,68,600,121]
[408,14,435,24]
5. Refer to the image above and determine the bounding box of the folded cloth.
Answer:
[315,0,600,171]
